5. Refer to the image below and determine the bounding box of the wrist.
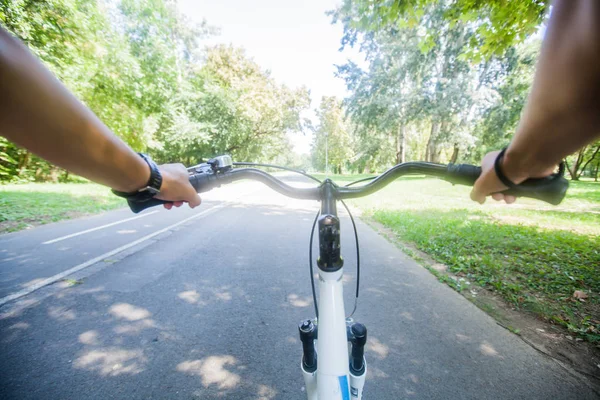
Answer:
[129,162,152,192]
[112,154,162,200]
[110,152,151,193]
[503,146,557,183]
[501,148,531,185]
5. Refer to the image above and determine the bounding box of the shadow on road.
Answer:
[0,201,594,399]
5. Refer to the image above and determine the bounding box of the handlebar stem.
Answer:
[317,180,343,272]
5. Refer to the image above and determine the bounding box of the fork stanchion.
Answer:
[299,319,318,400]
[349,322,367,399]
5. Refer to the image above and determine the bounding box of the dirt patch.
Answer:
[0,211,88,235]
[469,289,600,387]
[0,220,30,234]
[364,216,600,393]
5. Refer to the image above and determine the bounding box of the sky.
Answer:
[177,0,365,154]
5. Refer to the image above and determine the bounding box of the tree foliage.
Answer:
[0,0,309,182]
[321,0,544,173]
[472,42,540,160]
[330,0,548,60]
[311,97,353,174]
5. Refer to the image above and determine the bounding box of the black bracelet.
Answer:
[494,147,519,189]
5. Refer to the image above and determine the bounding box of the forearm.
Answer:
[0,27,148,192]
[505,0,600,181]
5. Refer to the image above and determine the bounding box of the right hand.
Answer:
[470,150,555,204]
[156,163,202,209]
[470,151,516,204]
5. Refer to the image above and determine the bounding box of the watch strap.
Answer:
[494,147,519,189]
[138,153,162,193]
[112,153,162,201]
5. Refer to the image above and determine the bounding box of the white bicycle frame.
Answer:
[300,268,367,399]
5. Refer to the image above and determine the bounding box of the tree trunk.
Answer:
[425,121,439,162]
[450,144,459,164]
[396,124,406,164]
[566,162,578,180]
[566,148,585,180]
[433,148,443,164]
[567,144,600,180]
[431,120,447,163]
[17,151,30,173]
[577,144,600,180]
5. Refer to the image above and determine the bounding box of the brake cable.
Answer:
[341,199,360,318]
[309,210,320,319]
[230,162,327,317]
[345,176,376,187]
[233,162,322,184]
[234,163,362,320]
[309,200,361,320]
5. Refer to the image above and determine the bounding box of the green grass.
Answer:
[320,173,600,342]
[2,175,599,341]
[0,183,125,233]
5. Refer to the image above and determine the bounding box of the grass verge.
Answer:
[318,173,600,342]
[0,183,124,234]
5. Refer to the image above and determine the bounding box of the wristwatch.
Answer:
[112,153,162,202]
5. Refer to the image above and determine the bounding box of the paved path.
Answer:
[0,178,595,399]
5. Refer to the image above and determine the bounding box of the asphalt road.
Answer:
[0,178,596,399]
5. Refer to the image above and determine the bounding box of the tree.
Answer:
[336,2,485,166]
[311,97,353,174]
[0,0,121,180]
[565,142,600,181]
[588,155,600,182]
[337,25,425,166]
[0,1,308,181]
[198,45,310,163]
[153,45,310,164]
[470,41,540,163]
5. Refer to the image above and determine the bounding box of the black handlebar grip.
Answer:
[126,173,221,214]
[127,197,169,214]
[446,163,569,205]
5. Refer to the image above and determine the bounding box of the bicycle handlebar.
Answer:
[445,163,568,205]
[125,161,569,213]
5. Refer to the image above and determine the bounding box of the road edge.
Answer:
[360,214,600,395]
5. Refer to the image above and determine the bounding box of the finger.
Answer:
[491,193,504,201]
[504,195,517,204]
[164,203,173,210]
[174,201,184,207]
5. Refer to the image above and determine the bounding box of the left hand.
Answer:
[156,163,202,209]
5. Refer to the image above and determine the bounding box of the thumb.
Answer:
[470,151,507,204]
[470,182,486,204]
[471,170,509,204]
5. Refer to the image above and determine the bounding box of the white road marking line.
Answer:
[0,204,224,307]
[42,210,160,245]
